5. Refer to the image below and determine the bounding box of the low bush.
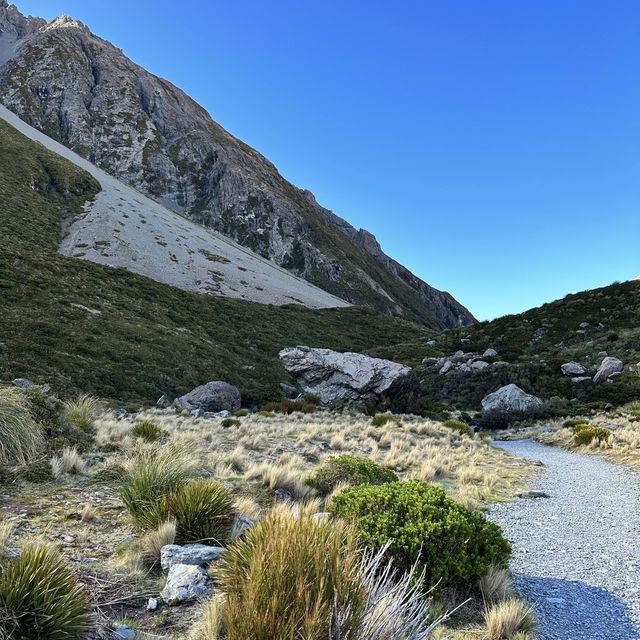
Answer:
[329,480,510,591]
[118,446,197,529]
[371,413,398,427]
[131,420,165,442]
[221,418,241,428]
[261,399,317,414]
[211,504,365,639]
[573,425,612,446]
[232,408,249,417]
[63,395,101,430]
[0,388,42,466]
[154,479,235,545]
[303,392,321,405]
[20,460,54,484]
[306,455,398,496]
[443,419,472,436]
[562,418,590,429]
[0,544,93,639]
[622,400,640,417]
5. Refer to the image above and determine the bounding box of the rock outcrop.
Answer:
[593,357,624,384]
[173,381,241,412]
[481,384,545,414]
[279,346,419,411]
[0,3,474,329]
[561,362,588,377]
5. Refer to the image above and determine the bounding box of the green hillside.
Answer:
[0,118,427,405]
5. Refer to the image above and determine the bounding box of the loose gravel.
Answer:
[489,439,640,640]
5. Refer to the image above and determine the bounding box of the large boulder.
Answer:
[593,357,624,384]
[173,381,241,412]
[160,564,212,605]
[481,384,544,414]
[279,346,419,411]
[561,362,588,377]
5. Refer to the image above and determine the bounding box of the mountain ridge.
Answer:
[0,1,475,329]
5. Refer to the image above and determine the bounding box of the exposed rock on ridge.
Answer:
[0,3,474,329]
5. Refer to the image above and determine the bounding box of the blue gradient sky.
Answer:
[15,0,640,320]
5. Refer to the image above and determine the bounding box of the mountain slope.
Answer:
[0,114,428,404]
[0,104,350,308]
[0,1,474,329]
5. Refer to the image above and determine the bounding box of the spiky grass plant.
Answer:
[484,598,536,640]
[63,395,101,430]
[0,387,42,465]
[50,447,85,477]
[212,503,366,640]
[131,420,165,442]
[118,445,197,529]
[480,564,514,604]
[156,479,236,545]
[0,544,93,639]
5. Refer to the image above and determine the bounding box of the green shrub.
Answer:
[443,419,471,436]
[63,395,101,431]
[371,413,398,427]
[221,418,241,428]
[0,544,93,639]
[261,399,317,414]
[232,408,249,417]
[329,480,510,591]
[562,418,590,429]
[0,388,42,465]
[21,460,54,484]
[118,446,197,529]
[622,400,640,417]
[154,479,235,545]
[131,420,165,442]
[306,455,398,496]
[212,505,365,639]
[573,425,612,446]
[303,392,321,406]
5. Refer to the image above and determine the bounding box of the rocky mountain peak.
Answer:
[42,15,89,34]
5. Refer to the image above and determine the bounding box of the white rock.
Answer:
[593,357,624,384]
[483,348,498,357]
[160,563,212,605]
[561,362,588,376]
[160,544,226,571]
[481,384,544,413]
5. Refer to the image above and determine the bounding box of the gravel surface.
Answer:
[489,439,640,640]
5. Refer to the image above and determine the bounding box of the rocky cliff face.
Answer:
[0,1,475,329]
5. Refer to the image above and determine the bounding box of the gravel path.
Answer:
[489,440,640,640]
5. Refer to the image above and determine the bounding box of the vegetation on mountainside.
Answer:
[0,119,427,406]
[374,280,640,411]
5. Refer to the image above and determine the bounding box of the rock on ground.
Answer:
[481,384,544,413]
[279,345,419,411]
[160,563,212,605]
[173,381,241,412]
[489,439,640,640]
[160,544,226,571]
[561,362,588,376]
[593,357,624,384]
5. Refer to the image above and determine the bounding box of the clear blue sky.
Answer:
[16,0,640,320]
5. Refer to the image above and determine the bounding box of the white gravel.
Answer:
[489,439,640,640]
[0,104,350,309]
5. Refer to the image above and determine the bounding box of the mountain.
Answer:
[0,111,427,404]
[0,1,474,329]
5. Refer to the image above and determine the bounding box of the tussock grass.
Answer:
[0,387,42,465]
[244,461,310,499]
[50,447,85,477]
[480,565,513,604]
[137,520,176,566]
[63,395,101,430]
[484,598,536,639]
[0,544,93,639]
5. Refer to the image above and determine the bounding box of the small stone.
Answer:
[313,512,331,522]
[147,597,158,611]
[156,395,171,409]
[274,488,293,501]
[12,378,34,388]
[113,624,135,639]
[518,490,549,499]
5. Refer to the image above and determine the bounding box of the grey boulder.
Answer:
[160,563,212,605]
[481,384,544,414]
[561,362,588,377]
[279,346,419,411]
[156,394,171,409]
[173,381,241,412]
[160,544,226,571]
[12,378,34,388]
[593,357,624,384]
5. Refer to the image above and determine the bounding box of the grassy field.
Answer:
[0,118,428,406]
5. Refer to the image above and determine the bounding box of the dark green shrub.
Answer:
[21,460,54,484]
[221,418,241,428]
[0,544,93,639]
[232,408,250,417]
[573,425,612,446]
[329,480,510,590]
[261,399,317,414]
[306,455,398,496]
[131,420,165,442]
[371,413,398,427]
[562,418,590,429]
[303,392,321,406]
[92,462,126,483]
[154,479,235,545]
[443,419,471,436]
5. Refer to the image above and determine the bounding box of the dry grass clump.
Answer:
[50,447,85,477]
[484,598,536,639]
[480,564,514,604]
[137,520,176,566]
[244,460,310,499]
[63,394,101,430]
[0,387,42,465]
[80,504,96,523]
[0,522,14,561]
